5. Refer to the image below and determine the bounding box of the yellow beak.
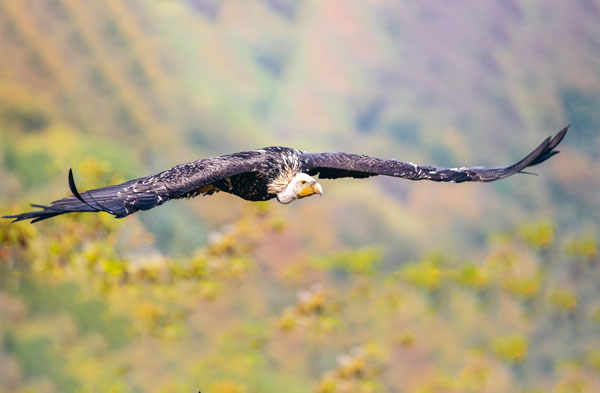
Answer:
[298,182,323,198]
[312,182,323,196]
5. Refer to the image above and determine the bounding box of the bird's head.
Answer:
[276,173,322,204]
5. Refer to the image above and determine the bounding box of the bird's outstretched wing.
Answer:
[3,151,267,223]
[301,126,569,182]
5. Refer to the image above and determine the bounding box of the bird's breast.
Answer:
[213,172,275,201]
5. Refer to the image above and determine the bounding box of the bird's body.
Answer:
[210,147,303,201]
[4,126,569,223]
[121,146,305,204]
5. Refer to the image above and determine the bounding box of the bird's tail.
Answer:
[3,170,138,223]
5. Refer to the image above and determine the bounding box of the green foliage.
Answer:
[491,334,528,364]
[2,207,599,392]
[454,263,490,289]
[3,334,79,392]
[519,221,555,250]
[1,104,50,132]
[312,247,381,275]
[548,289,578,312]
[395,253,447,291]
[565,237,597,260]
[0,2,599,392]
[3,148,53,187]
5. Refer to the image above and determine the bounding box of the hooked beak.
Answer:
[312,182,323,197]
[297,181,323,198]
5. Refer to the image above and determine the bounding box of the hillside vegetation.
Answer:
[2,205,599,392]
[0,1,599,392]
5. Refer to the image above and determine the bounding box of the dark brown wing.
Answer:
[301,126,569,182]
[3,150,269,223]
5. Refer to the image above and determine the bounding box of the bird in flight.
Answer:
[4,126,569,223]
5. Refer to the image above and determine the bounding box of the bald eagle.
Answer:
[4,126,568,223]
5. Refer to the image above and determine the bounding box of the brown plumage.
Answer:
[3,126,569,223]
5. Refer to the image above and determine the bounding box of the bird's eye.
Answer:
[300,180,307,185]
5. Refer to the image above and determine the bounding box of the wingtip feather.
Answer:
[548,125,569,150]
[517,136,551,169]
[68,168,85,204]
[1,215,20,223]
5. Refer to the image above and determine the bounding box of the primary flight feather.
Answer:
[3,126,569,223]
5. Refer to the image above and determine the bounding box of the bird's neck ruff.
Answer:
[274,175,298,204]
[274,172,322,204]
[267,152,302,196]
[267,168,298,196]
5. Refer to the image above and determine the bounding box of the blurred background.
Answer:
[0,1,599,392]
